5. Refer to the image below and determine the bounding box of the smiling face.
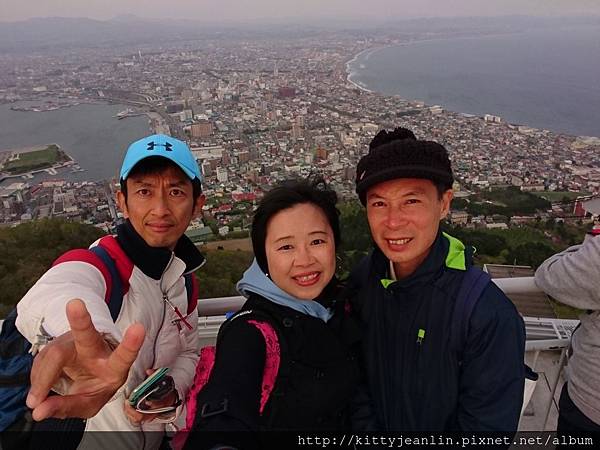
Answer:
[116,165,204,250]
[366,178,453,279]
[264,202,336,300]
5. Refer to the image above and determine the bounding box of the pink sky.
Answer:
[2,0,600,22]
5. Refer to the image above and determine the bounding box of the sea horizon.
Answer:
[346,26,600,138]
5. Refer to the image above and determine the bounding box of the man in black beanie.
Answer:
[350,128,525,434]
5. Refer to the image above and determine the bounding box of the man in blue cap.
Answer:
[16,135,206,448]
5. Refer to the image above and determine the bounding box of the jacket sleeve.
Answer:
[534,234,600,310]
[346,255,380,430]
[457,283,525,433]
[350,382,380,431]
[184,319,266,450]
[15,260,122,349]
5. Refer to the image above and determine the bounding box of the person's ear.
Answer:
[116,190,129,218]
[192,194,206,219]
[439,189,453,220]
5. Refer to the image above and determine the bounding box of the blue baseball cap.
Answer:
[119,134,202,182]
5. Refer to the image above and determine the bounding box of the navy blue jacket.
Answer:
[350,232,525,432]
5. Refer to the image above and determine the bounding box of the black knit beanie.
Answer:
[355,128,454,205]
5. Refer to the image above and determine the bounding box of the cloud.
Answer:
[2,0,600,22]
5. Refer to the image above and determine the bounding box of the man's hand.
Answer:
[26,299,145,421]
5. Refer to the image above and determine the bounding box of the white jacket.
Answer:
[16,224,203,449]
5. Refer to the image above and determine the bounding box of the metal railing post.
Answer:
[542,347,567,431]
[530,349,540,371]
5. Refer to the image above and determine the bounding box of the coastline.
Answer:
[345,47,380,93]
[343,35,599,138]
[344,32,525,99]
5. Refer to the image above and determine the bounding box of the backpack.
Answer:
[450,266,538,416]
[0,309,33,432]
[0,237,197,432]
[351,253,537,416]
[172,309,282,450]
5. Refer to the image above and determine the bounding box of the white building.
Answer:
[216,167,228,183]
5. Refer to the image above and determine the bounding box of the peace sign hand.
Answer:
[26,299,146,421]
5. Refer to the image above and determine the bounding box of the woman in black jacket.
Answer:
[183,178,361,449]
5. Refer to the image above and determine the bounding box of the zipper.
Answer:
[150,253,174,369]
[163,295,193,330]
[161,250,192,330]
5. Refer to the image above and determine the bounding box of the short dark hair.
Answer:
[120,156,202,203]
[251,177,340,274]
[356,127,453,203]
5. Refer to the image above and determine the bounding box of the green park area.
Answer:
[531,191,590,202]
[452,186,552,217]
[1,144,70,175]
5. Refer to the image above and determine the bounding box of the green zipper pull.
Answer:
[417,328,426,345]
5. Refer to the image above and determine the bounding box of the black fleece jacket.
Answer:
[185,293,361,450]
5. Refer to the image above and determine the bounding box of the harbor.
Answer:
[113,108,145,120]
[0,101,151,185]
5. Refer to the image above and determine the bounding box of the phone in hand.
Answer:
[128,367,169,406]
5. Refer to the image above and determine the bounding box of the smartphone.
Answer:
[129,367,169,406]
[146,375,175,402]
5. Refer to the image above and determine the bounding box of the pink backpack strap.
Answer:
[171,346,216,450]
[177,317,280,447]
[183,346,216,432]
[247,320,280,414]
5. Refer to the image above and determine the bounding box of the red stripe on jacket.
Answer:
[53,249,114,304]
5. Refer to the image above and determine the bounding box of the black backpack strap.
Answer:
[89,245,123,322]
[0,309,31,360]
[450,266,491,362]
[184,273,199,315]
[0,308,33,390]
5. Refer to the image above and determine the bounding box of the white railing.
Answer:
[484,277,578,430]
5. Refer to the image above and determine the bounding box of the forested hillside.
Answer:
[0,207,588,318]
[0,219,105,317]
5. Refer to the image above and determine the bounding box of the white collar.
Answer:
[388,259,398,281]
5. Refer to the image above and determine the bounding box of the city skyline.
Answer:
[2,0,600,23]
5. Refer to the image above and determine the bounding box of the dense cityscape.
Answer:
[1,26,600,236]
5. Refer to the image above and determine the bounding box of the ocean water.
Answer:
[347,25,600,137]
[0,102,150,185]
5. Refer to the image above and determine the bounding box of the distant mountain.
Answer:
[109,14,144,24]
[0,16,225,53]
[0,15,359,53]
[0,15,597,54]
